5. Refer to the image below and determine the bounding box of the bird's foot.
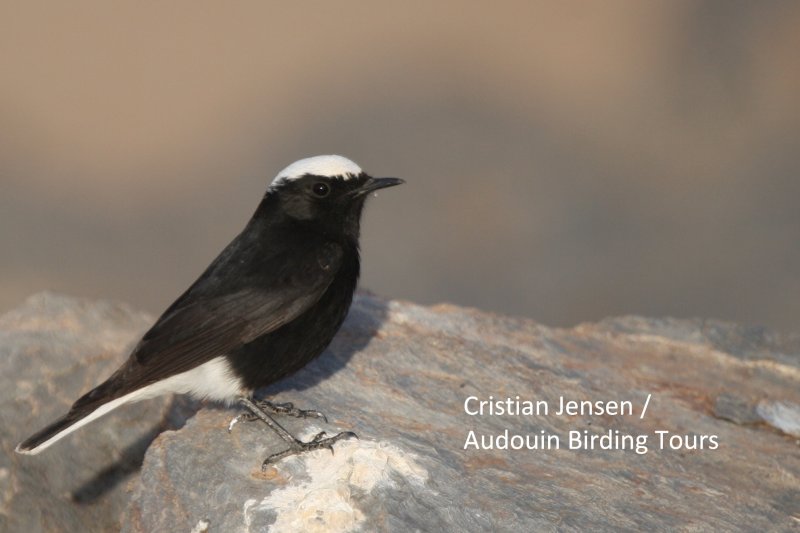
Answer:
[228,399,327,432]
[261,430,358,470]
[254,399,328,423]
[235,397,356,468]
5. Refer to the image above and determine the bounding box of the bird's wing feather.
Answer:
[128,241,344,383]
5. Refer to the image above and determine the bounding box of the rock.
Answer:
[2,293,800,531]
[0,293,195,533]
[757,401,800,438]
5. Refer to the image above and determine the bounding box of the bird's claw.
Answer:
[260,430,358,470]
[255,400,329,424]
[230,400,328,434]
[228,412,258,432]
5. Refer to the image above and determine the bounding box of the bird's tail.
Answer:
[15,378,128,455]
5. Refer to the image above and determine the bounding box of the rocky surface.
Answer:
[2,293,800,531]
[0,293,187,533]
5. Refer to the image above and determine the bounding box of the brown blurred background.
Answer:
[1,1,799,333]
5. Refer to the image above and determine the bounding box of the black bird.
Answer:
[16,155,403,465]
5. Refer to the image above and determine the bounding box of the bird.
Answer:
[16,155,404,466]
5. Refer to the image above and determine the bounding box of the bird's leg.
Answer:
[237,397,357,469]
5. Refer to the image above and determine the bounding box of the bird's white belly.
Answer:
[132,356,244,405]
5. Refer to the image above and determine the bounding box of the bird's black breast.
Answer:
[226,242,360,391]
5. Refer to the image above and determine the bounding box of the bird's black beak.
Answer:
[354,177,405,197]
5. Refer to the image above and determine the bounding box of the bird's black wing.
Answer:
[19,240,344,453]
[126,240,344,384]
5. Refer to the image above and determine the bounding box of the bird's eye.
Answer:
[311,182,330,197]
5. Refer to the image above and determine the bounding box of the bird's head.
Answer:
[263,155,404,238]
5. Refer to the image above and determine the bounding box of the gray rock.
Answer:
[3,293,800,531]
[0,293,194,533]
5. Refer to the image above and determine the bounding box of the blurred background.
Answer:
[1,1,798,333]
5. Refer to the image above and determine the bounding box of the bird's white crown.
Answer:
[271,155,362,188]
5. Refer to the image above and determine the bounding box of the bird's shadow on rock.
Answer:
[70,292,387,504]
[261,292,389,395]
[70,395,200,505]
